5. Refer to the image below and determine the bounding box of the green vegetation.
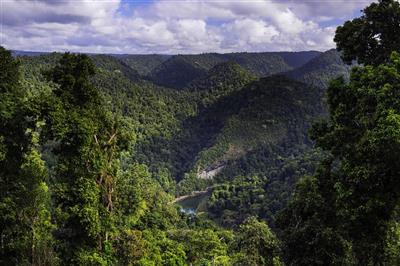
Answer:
[4,1,400,263]
[285,49,351,89]
[305,52,400,264]
[1,46,287,265]
[335,0,400,66]
[149,51,320,88]
[0,46,57,265]
[0,32,345,265]
[276,1,400,265]
[115,54,169,76]
[0,44,350,265]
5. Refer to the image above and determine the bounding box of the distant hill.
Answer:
[148,51,321,88]
[273,51,321,68]
[149,54,218,89]
[113,54,170,75]
[13,49,322,84]
[11,50,49,57]
[223,53,292,76]
[284,49,351,89]
[186,61,257,104]
[90,54,142,82]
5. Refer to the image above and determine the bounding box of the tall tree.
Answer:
[276,163,353,266]
[280,1,400,264]
[0,46,56,264]
[231,217,282,266]
[47,53,131,264]
[335,0,400,65]
[311,54,400,264]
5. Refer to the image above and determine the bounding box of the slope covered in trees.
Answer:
[284,49,351,89]
[148,51,321,88]
[114,54,170,76]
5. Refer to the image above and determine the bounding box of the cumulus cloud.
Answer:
[0,0,375,53]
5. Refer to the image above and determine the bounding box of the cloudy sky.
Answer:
[1,0,374,54]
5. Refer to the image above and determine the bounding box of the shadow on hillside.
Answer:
[134,75,327,182]
[168,80,258,180]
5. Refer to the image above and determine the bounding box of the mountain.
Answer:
[90,54,142,82]
[273,51,321,68]
[230,51,321,74]
[11,50,49,57]
[148,51,321,88]
[113,54,170,75]
[284,49,351,89]
[186,62,257,102]
[148,54,218,89]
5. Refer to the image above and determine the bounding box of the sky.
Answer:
[1,0,375,54]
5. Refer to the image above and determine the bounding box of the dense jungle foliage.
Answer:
[2,0,400,264]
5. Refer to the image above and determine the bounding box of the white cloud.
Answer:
[0,0,375,53]
[221,19,278,50]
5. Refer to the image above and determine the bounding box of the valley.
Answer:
[16,48,347,223]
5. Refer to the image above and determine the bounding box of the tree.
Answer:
[383,209,400,266]
[335,0,400,65]
[46,53,132,264]
[231,217,282,266]
[276,167,353,266]
[170,228,230,265]
[0,46,56,264]
[311,53,400,264]
[277,1,400,264]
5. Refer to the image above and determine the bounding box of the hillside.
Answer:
[135,62,257,185]
[194,76,326,225]
[273,51,321,68]
[192,75,325,172]
[90,54,143,82]
[284,49,351,89]
[187,62,257,103]
[149,54,218,88]
[113,54,170,75]
[148,51,321,88]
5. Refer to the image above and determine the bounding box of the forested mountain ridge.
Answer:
[148,51,321,88]
[113,54,171,75]
[13,50,321,89]
[284,49,351,89]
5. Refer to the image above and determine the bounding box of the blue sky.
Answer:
[1,0,374,54]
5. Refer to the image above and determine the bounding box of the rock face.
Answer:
[198,165,225,179]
